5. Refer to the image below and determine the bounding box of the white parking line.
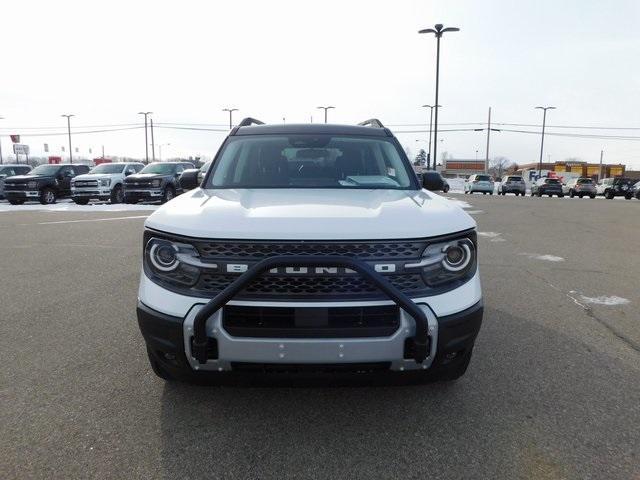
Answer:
[36,215,149,225]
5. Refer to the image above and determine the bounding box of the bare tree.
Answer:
[489,156,513,178]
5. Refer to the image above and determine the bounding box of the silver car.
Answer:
[497,175,526,196]
[565,178,597,198]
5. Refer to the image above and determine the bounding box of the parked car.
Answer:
[3,163,91,205]
[137,117,482,383]
[596,177,636,199]
[531,177,564,197]
[564,177,597,198]
[123,161,194,204]
[179,160,212,192]
[464,174,494,194]
[0,164,32,199]
[497,175,526,196]
[632,180,640,200]
[418,171,449,193]
[71,162,144,204]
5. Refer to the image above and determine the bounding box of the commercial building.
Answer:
[439,158,486,177]
[515,161,625,182]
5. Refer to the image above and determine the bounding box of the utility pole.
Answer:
[421,104,441,170]
[222,108,238,129]
[0,116,4,164]
[150,117,156,162]
[485,107,491,173]
[317,106,335,123]
[599,149,604,180]
[101,145,105,158]
[419,24,460,175]
[61,114,74,163]
[535,106,555,178]
[138,112,152,164]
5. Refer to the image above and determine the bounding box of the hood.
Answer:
[73,173,117,181]
[4,174,51,182]
[125,173,164,181]
[145,188,476,240]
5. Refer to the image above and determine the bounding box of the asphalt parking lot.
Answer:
[1,195,639,480]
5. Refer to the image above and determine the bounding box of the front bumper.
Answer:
[5,190,40,198]
[124,189,163,200]
[137,268,483,374]
[72,187,112,199]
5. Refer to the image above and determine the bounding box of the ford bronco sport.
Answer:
[137,118,483,383]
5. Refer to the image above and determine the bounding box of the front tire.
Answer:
[161,186,175,204]
[39,188,56,205]
[569,190,575,198]
[110,185,124,204]
[605,190,614,199]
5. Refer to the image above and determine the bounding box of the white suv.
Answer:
[137,119,483,383]
[464,174,495,195]
[71,162,144,204]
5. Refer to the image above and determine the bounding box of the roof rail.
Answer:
[358,118,385,128]
[238,117,265,127]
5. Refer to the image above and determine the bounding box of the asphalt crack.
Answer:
[526,269,640,353]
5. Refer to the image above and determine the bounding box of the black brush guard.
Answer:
[191,256,430,364]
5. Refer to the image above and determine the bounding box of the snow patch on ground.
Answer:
[478,231,501,238]
[446,198,473,209]
[0,200,158,213]
[466,210,485,215]
[446,178,466,193]
[578,295,630,306]
[520,253,565,262]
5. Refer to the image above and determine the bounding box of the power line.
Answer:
[8,126,145,137]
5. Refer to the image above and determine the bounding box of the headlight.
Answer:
[28,181,38,189]
[100,178,111,187]
[408,234,477,287]
[144,237,202,287]
[152,179,161,188]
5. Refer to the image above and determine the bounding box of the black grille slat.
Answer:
[196,273,426,299]
[196,240,426,259]
[223,305,400,338]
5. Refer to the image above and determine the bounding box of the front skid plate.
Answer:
[182,304,438,372]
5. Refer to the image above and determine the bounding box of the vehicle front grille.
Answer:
[4,183,27,190]
[196,272,426,300]
[125,181,152,187]
[223,305,400,338]
[74,180,98,187]
[196,240,426,259]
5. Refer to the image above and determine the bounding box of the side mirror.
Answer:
[422,174,445,191]
[179,170,199,190]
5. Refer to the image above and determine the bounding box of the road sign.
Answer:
[13,144,29,155]
[44,143,49,153]
[10,134,20,143]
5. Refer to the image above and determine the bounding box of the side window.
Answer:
[60,166,74,177]
[175,166,185,175]
[134,164,144,172]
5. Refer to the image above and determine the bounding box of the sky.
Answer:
[1,0,639,168]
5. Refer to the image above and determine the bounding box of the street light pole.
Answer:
[316,106,335,123]
[138,112,152,164]
[419,24,459,170]
[535,106,556,178]
[61,114,74,163]
[421,104,441,170]
[485,107,491,173]
[222,108,238,129]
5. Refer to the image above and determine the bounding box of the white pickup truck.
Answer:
[71,162,144,204]
[136,118,483,383]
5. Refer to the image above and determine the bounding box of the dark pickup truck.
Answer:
[3,163,90,205]
[123,162,194,204]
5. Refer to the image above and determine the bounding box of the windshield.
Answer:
[28,165,61,176]
[89,164,125,174]
[207,135,415,189]
[140,163,177,175]
[577,178,593,184]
